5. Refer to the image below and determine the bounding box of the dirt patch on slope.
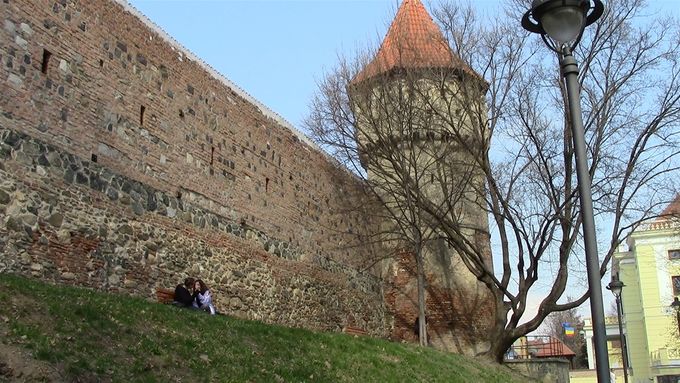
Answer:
[0,342,63,382]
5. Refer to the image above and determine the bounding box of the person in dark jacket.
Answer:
[173,277,195,307]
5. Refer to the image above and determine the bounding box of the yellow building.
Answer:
[573,196,680,383]
[571,316,627,383]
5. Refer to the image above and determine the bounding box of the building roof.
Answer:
[660,193,680,218]
[527,338,576,358]
[351,0,481,84]
[640,193,680,231]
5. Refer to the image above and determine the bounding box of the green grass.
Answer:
[0,273,527,382]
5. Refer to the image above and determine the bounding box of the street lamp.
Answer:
[521,0,608,381]
[607,277,629,383]
[671,297,680,336]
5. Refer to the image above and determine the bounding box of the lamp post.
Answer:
[671,297,680,336]
[607,277,629,383]
[521,0,608,381]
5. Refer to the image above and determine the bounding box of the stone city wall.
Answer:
[0,0,388,334]
[505,359,570,383]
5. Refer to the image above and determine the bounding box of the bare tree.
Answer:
[543,302,587,368]
[307,0,680,362]
[606,300,618,317]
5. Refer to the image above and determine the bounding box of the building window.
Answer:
[669,249,680,260]
[673,276,680,296]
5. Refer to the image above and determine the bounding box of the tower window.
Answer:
[41,49,52,74]
[265,177,270,192]
[140,105,146,126]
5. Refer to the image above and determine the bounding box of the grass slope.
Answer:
[0,273,526,382]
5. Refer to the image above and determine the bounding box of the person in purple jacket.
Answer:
[192,279,216,315]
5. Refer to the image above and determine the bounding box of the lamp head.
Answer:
[522,0,604,52]
[606,277,624,298]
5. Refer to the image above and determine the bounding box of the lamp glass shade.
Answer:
[609,283,623,298]
[607,280,624,298]
[539,6,586,43]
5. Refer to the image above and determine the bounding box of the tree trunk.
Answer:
[478,317,514,363]
[477,296,514,363]
[489,333,515,363]
[416,241,427,347]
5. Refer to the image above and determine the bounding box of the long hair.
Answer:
[196,279,209,294]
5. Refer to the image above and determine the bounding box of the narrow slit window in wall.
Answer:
[210,147,215,165]
[265,177,270,192]
[140,105,145,126]
[41,49,52,74]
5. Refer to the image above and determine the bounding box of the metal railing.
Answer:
[505,335,573,360]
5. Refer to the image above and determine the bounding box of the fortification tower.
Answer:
[349,0,494,354]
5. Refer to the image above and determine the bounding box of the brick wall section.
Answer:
[0,127,388,333]
[0,0,387,334]
[384,250,494,354]
[0,0,369,267]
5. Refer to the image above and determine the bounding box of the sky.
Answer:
[126,0,680,131]
[125,0,503,129]
[126,0,680,326]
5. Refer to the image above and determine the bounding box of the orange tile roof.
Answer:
[660,193,680,218]
[352,0,481,84]
[526,338,576,358]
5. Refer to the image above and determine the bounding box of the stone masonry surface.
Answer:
[0,127,387,331]
[0,0,389,335]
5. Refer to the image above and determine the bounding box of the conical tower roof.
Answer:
[352,0,481,84]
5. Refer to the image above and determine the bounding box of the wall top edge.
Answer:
[112,0,321,154]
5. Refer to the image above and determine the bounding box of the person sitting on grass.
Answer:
[173,277,195,308]
[192,279,216,315]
